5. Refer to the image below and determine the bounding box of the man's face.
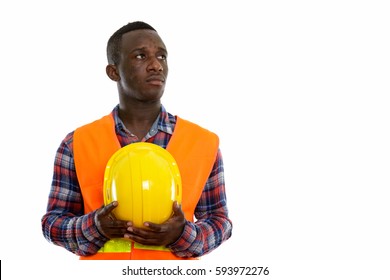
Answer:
[116,29,168,102]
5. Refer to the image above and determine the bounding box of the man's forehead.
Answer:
[121,30,165,50]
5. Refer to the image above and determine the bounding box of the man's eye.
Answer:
[158,55,167,60]
[136,54,145,59]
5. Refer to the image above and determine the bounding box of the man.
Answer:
[41,21,232,260]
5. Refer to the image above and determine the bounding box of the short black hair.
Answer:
[107,21,157,65]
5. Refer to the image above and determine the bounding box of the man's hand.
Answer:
[124,201,186,246]
[95,201,129,239]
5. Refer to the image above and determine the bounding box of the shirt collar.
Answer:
[112,104,174,137]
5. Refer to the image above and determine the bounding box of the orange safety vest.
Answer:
[73,113,219,260]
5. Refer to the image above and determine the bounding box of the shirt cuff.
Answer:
[167,221,197,253]
[82,211,109,246]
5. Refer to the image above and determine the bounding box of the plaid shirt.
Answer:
[41,105,232,258]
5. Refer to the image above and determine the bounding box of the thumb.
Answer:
[98,201,118,217]
[172,201,183,215]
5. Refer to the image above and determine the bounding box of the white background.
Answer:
[1,0,390,279]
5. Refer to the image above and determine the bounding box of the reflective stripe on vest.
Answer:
[73,113,219,260]
[98,239,169,253]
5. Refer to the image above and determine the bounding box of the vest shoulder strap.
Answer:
[73,114,120,213]
[167,116,219,220]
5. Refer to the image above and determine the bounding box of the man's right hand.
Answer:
[94,201,129,239]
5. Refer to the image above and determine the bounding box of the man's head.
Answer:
[106,21,168,105]
[107,21,157,65]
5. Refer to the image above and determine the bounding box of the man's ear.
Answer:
[106,64,120,81]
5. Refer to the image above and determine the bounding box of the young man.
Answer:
[41,21,232,260]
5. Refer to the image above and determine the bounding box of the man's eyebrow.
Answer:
[130,46,167,53]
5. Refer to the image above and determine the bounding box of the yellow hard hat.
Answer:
[103,142,182,228]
